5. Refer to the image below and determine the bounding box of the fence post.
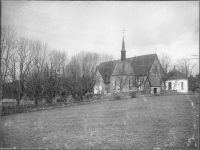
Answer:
[9,106,11,115]
[10,106,12,115]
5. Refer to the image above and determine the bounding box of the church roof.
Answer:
[128,54,157,76]
[97,60,119,83]
[167,69,187,80]
[97,53,157,84]
[147,76,161,87]
[111,61,134,76]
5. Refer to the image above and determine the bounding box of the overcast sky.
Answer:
[2,1,199,64]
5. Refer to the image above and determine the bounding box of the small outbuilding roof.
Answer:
[167,69,187,80]
[147,76,161,87]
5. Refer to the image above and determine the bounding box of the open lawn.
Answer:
[0,94,199,149]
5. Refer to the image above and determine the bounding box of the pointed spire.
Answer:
[121,28,126,61]
[121,36,125,51]
[121,28,125,51]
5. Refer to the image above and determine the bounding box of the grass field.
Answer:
[0,94,199,149]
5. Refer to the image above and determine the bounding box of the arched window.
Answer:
[168,82,172,90]
[181,82,184,90]
[129,80,132,90]
[113,80,116,90]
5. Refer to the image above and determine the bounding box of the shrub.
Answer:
[112,92,121,100]
[94,94,103,100]
[130,91,136,98]
[57,98,65,103]
[140,90,146,95]
[66,95,74,104]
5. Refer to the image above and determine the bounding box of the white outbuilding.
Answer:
[165,68,188,93]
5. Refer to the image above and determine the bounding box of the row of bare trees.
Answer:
[159,53,198,77]
[1,25,198,105]
[1,25,113,105]
[159,53,199,91]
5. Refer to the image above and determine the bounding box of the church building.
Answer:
[165,67,188,93]
[94,35,164,95]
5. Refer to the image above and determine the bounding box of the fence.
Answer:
[1,91,142,116]
[0,98,102,116]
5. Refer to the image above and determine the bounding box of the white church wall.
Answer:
[165,79,188,93]
[94,70,105,94]
[110,75,135,93]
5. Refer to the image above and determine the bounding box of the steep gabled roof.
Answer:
[127,54,157,76]
[111,61,134,76]
[97,59,120,84]
[167,69,187,80]
[97,53,157,84]
[147,76,161,87]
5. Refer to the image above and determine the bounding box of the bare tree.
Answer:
[83,52,101,96]
[99,53,114,63]
[7,52,17,82]
[25,72,43,106]
[177,58,197,77]
[1,25,18,83]
[1,26,73,105]
[25,40,49,105]
[30,40,48,75]
[15,37,33,104]
[38,49,68,104]
[1,26,19,101]
[66,51,104,99]
[48,50,68,78]
[159,53,172,74]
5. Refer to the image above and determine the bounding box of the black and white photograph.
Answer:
[0,1,199,149]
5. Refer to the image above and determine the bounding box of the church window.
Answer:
[129,80,132,89]
[139,80,142,90]
[119,80,122,90]
[181,82,184,90]
[168,82,172,90]
[113,80,116,90]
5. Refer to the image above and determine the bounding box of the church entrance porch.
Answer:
[154,88,157,94]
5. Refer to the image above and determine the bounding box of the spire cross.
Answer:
[122,28,125,35]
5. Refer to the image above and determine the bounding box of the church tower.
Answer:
[121,35,126,61]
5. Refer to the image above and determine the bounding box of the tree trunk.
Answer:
[35,99,38,106]
[16,97,20,106]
